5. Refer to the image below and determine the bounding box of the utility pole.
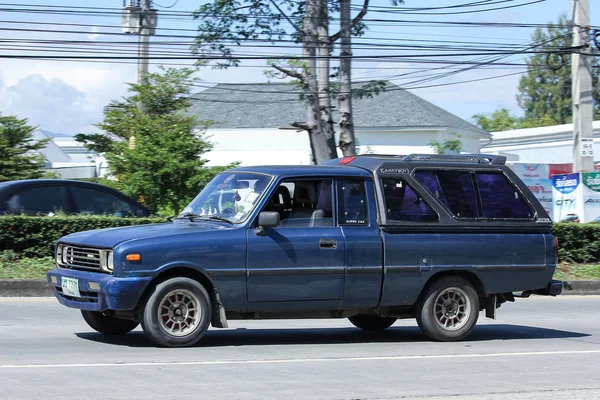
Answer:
[138,0,151,85]
[572,0,594,172]
[122,0,157,111]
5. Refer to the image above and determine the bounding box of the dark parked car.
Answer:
[0,179,151,217]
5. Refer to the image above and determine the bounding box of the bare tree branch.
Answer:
[329,0,369,43]
[290,121,310,131]
[271,64,305,81]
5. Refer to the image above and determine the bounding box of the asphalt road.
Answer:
[0,296,599,400]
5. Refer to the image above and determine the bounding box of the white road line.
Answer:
[1,349,599,369]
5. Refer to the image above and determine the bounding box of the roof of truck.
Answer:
[231,154,507,176]
[230,165,372,177]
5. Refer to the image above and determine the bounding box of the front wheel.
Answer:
[141,277,212,347]
[416,276,479,342]
[81,310,139,335]
[348,314,397,331]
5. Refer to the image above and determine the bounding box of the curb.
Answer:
[0,279,599,298]
[0,280,53,297]
[561,280,600,296]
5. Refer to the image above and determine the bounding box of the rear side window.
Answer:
[381,178,438,223]
[414,170,477,218]
[71,186,136,216]
[9,185,69,215]
[337,180,368,225]
[476,172,533,219]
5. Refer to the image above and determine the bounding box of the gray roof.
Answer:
[189,82,488,136]
[32,129,72,165]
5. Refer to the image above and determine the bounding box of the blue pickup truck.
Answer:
[47,154,562,347]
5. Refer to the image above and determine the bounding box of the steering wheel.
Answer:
[221,208,236,215]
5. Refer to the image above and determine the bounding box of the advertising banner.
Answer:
[522,178,553,217]
[582,172,600,223]
[552,173,583,222]
[510,163,550,180]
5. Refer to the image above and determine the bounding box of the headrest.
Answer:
[294,183,317,206]
[270,186,292,209]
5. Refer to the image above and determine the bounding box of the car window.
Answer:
[9,185,69,215]
[264,179,333,228]
[337,180,368,225]
[476,172,533,219]
[414,170,477,218]
[381,178,438,223]
[71,186,135,216]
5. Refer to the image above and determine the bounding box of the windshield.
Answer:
[179,172,272,223]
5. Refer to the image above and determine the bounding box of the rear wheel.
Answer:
[416,276,479,341]
[348,314,397,331]
[81,310,139,335]
[141,277,212,347]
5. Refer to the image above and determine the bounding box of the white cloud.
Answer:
[1,74,92,133]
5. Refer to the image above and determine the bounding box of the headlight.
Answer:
[99,250,114,273]
[56,244,64,266]
[107,250,114,272]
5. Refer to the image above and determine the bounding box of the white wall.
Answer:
[204,127,484,166]
[482,122,600,164]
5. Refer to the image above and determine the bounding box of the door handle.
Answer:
[319,238,337,249]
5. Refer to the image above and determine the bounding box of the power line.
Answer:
[152,0,179,9]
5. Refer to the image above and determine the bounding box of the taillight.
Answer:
[555,237,559,260]
[340,156,356,165]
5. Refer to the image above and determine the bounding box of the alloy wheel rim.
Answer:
[157,289,201,337]
[433,287,471,331]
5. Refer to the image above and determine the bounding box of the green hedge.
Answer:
[0,215,167,258]
[553,223,600,264]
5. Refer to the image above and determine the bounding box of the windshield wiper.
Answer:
[195,215,234,224]
[176,212,202,221]
[176,213,234,224]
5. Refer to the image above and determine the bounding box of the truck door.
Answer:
[246,179,346,306]
[378,176,442,306]
[336,179,383,309]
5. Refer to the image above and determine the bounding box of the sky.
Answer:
[0,0,597,135]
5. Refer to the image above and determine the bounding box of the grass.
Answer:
[0,251,54,280]
[553,263,600,281]
[1,250,600,281]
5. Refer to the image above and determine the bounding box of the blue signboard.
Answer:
[552,173,580,194]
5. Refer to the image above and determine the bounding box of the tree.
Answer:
[76,68,231,215]
[517,14,600,126]
[0,115,50,182]
[472,108,523,132]
[193,0,396,164]
[429,132,463,155]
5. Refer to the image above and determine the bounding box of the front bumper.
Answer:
[46,268,153,312]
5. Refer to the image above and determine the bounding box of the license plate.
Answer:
[61,277,81,298]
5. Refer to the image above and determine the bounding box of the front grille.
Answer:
[62,246,102,271]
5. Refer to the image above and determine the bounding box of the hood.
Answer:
[59,221,236,249]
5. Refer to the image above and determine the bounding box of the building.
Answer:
[35,130,99,178]
[481,121,600,164]
[189,82,489,166]
[40,81,489,176]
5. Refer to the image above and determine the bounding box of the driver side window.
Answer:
[264,179,333,228]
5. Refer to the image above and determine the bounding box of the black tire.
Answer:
[81,310,139,335]
[416,276,479,342]
[141,277,212,348]
[348,314,397,331]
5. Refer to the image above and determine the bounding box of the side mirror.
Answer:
[255,211,280,236]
